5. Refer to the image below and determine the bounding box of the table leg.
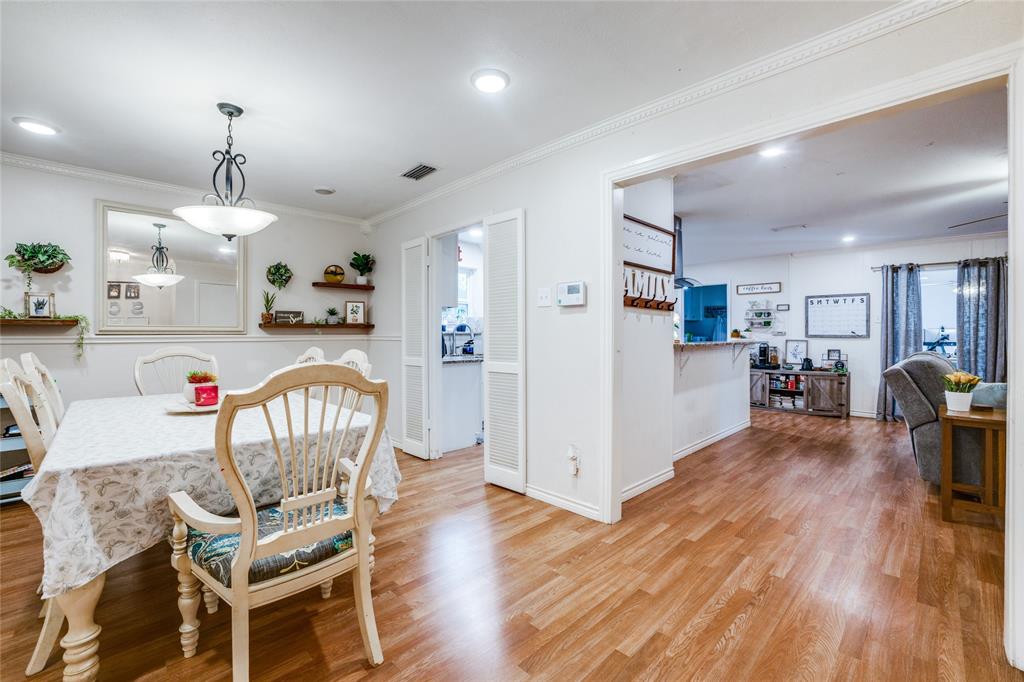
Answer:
[941,418,954,522]
[54,573,105,682]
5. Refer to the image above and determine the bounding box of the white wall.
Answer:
[673,346,751,460]
[366,2,1022,520]
[685,232,1008,417]
[620,179,675,499]
[0,163,373,403]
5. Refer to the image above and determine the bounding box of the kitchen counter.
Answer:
[674,340,757,350]
[443,355,484,364]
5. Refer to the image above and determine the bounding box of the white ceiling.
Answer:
[675,84,1008,265]
[1,1,888,220]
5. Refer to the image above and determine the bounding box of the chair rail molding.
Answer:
[0,152,368,229]
[365,0,968,226]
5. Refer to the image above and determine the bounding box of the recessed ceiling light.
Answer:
[313,186,336,195]
[758,146,785,158]
[471,69,510,93]
[468,227,483,238]
[13,116,59,135]
[842,235,856,243]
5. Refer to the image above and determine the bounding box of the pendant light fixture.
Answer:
[173,103,278,241]
[133,223,184,289]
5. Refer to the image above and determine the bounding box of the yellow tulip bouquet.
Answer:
[943,371,981,393]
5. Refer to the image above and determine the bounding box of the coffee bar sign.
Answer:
[623,214,674,275]
[737,282,782,295]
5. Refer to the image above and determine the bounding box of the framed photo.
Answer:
[124,283,141,299]
[25,292,55,318]
[345,301,366,325]
[737,282,782,295]
[827,349,842,361]
[784,339,808,364]
[776,304,790,311]
[274,310,304,324]
[107,282,122,299]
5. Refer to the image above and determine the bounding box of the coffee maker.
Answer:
[751,342,779,370]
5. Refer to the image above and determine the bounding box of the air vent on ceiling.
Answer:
[401,164,437,181]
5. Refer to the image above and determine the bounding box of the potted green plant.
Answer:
[183,370,218,404]
[5,243,71,291]
[944,371,981,411]
[266,262,293,290]
[326,306,341,325]
[261,290,276,324]
[350,252,375,285]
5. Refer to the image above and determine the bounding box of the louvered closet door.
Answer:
[483,209,526,492]
[401,237,429,459]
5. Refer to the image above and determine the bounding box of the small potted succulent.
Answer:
[266,262,293,290]
[5,242,71,291]
[261,290,276,324]
[350,252,375,285]
[326,306,341,325]
[184,370,218,405]
[944,371,981,412]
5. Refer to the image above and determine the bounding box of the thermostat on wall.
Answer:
[557,281,587,306]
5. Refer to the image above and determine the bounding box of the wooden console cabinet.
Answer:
[750,368,849,418]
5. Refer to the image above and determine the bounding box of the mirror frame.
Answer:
[95,200,247,335]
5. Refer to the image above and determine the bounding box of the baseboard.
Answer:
[526,485,602,522]
[620,467,675,502]
[674,420,751,461]
[850,410,875,419]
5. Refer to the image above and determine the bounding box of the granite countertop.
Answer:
[673,340,757,351]
[442,354,484,364]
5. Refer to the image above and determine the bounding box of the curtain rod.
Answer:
[870,255,1007,272]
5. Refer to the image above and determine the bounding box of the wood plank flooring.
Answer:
[1,411,1017,680]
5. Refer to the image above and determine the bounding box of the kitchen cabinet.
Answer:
[749,371,768,407]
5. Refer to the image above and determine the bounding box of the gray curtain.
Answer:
[958,257,1008,382]
[876,263,922,420]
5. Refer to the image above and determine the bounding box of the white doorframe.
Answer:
[599,43,1023,664]
[425,219,484,460]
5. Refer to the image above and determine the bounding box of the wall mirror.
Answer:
[97,201,246,334]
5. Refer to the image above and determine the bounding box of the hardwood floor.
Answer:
[1,412,1017,680]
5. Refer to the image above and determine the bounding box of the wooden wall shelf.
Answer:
[0,318,79,328]
[311,282,375,292]
[259,323,374,331]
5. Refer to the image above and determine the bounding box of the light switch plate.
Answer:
[537,287,552,307]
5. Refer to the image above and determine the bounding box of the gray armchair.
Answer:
[882,351,1007,486]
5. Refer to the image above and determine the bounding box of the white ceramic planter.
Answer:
[945,390,973,412]
[326,315,340,325]
[184,381,215,404]
[355,275,369,285]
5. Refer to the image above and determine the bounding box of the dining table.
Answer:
[22,392,402,681]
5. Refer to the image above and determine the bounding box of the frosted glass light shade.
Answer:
[133,273,184,289]
[173,205,278,239]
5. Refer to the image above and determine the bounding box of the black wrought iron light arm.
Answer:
[202,105,255,209]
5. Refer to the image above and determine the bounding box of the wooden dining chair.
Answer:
[134,346,219,395]
[295,346,325,365]
[336,349,372,378]
[0,358,66,676]
[167,363,388,680]
[20,352,66,425]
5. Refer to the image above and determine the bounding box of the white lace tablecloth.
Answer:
[23,393,401,598]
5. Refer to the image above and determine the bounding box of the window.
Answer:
[920,266,957,364]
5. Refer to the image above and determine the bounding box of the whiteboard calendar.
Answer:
[805,293,870,338]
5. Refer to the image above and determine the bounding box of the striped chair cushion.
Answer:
[187,501,353,587]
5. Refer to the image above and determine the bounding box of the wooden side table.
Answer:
[939,405,1007,522]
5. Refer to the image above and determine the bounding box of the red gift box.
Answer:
[194,384,219,407]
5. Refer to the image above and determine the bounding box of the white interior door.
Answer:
[483,209,526,492]
[401,237,430,458]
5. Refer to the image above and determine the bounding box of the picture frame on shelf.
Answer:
[273,310,304,325]
[784,339,808,364]
[125,283,141,299]
[827,348,842,360]
[345,301,366,325]
[107,282,122,299]
[25,292,55,318]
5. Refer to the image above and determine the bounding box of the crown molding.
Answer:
[366,0,968,226]
[0,152,368,228]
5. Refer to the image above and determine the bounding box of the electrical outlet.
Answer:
[567,443,580,476]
